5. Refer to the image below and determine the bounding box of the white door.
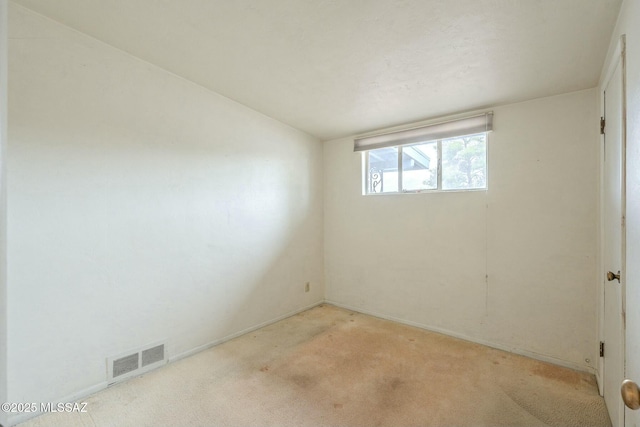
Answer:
[602,49,625,427]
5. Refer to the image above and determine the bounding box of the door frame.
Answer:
[0,1,6,427]
[597,34,627,405]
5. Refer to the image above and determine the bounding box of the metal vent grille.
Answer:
[141,344,164,367]
[112,353,139,378]
[107,341,167,384]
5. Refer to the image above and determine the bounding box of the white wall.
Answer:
[0,0,8,426]
[325,89,599,370]
[7,3,323,422]
[601,2,640,425]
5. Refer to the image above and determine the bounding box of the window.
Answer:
[356,113,492,194]
[365,133,487,193]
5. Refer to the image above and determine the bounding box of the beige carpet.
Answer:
[18,305,610,427]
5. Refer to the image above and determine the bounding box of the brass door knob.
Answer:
[622,380,640,410]
[607,271,621,283]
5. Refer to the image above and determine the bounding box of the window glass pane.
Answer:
[442,133,487,190]
[402,142,437,191]
[368,147,398,193]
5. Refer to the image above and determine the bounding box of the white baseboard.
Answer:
[596,370,604,396]
[169,300,324,363]
[7,381,107,427]
[325,300,594,374]
[7,300,324,427]
[8,298,592,426]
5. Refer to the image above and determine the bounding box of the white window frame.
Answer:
[357,112,492,195]
[363,133,489,195]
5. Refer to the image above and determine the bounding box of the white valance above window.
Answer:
[354,112,493,152]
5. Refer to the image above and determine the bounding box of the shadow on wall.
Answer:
[8,126,324,417]
[8,2,324,412]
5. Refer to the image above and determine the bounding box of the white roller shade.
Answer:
[354,112,493,152]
